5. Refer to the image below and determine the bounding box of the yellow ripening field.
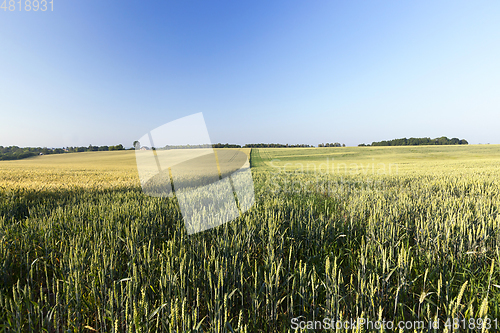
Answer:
[0,148,252,191]
[2,145,497,192]
[0,151,139,191]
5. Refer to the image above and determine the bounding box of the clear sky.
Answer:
[1,0,499,147]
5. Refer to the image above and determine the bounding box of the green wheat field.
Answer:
[1,145,500,332]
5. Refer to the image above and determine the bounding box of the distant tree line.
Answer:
[0,146,60,160]
[153,144,213,150]
[134,142,239,150]
[318,143,345,147]
[83,144,125,151]
[136,142,314,149]
[358,137,468,147]
[0,144,126,161]
[243,143,312,148]
[213,143,242,148]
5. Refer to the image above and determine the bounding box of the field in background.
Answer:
[0,151,139,191]
[253,144,500,175]
[0,148,251,191]
[1,146,499,331]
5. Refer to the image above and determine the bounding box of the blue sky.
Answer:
[1,0,499,147]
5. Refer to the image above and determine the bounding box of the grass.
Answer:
[1,146,499,332]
